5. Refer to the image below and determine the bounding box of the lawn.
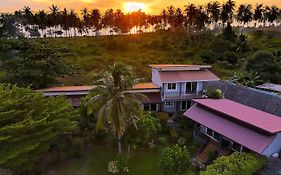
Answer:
[43,146,198,175]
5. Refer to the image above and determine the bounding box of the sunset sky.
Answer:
[1,0,280,14]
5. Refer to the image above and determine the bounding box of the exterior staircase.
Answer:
[196,140,219,164]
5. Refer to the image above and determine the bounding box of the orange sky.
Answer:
[0,0,280,14]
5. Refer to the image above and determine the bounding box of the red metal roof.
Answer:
[37,86,95,92]
[133,83,159,89]
[193,99,281,134]
[158,70,220,82]
[184,104,275,154]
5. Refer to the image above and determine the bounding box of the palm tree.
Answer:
[184,4,197,34]
[237,4,253,26]
[253,4,264,28]
[102,9,115,34]
[221,0,235,26]
[34,10,48,37]
[90,9,101,35]
[265,6,280,26]
[206,1,220,29]
[86,63,144,154]
[195,6,208,31]
[49,4,60,37]
[174,8,184,29]
[81,8,90,35]
[61,8,70,37]
[22,6,34,37]
[225,0,236,21]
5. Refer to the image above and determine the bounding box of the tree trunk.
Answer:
[118,135,122,154]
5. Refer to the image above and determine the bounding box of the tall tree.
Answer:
[237,4,253,26]
[265,6,280,25]
[48,4,60,37]
[86,62,144,153]
[206,1,221,28]
[0,85,76,173]
[184,4,197,33]
[253,4,265,27]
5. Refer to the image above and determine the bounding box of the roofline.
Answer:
[193,100,279,134]
[161,79,220,83]
[149,64,212,71]
[127,89,161,93]
[42,91,90,96]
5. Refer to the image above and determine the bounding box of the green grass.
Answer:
[43,146,198,175]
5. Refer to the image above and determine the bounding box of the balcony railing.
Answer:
[162,91,202,100]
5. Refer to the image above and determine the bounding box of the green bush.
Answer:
[160,145,190,175]
[201,152,266,175]
[138,113,161,145]
[206,88,224,99]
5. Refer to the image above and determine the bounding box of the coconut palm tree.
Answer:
[49,4,60,37]
[90,9,101,35]
[34,10,48,37]
[195,6,208,31]
[86,62,144,154]
[237,4,253,26]
[265,6,280,26]
[184,4,197,34]
[206,1,221,28]
[221,0,235,26]
[253,4,265,27]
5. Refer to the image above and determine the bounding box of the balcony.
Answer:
[162,91,202,100]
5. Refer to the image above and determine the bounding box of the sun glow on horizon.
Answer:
[124,2,146,13]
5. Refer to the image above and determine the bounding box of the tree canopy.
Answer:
[0,40,72,89]
[0,85,77,172]
[246,51,281,84]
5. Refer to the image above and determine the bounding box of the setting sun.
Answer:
[124,2,146,13]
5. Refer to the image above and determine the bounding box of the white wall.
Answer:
[262,132,281,157]
[151,68,161,87]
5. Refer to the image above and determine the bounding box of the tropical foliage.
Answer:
[159,145,190,175]
[246,51,281,84]
[201,152,266,175]
[0,39,71,89]
[0,85,76,173]
[86,62,144,153]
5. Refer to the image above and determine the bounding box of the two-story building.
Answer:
[133,64,220,114]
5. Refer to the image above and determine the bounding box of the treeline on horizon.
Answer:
[0,0,280,38]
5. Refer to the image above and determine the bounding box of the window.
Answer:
[165,101,174,107]
[180,101,191,111]
[206,128,213,137]
[143,104,158,111]
[143,104,150,111]
[167,83,177,90]
[232,142,242,152]
[186,82,197,93]
[214,132,221,141]
[151,104,157,111]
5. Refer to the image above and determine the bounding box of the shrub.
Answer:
[160,145,190,175]
[201,152,266,175]
[138,113,161,145]
[108,155,130,174]
[206,88,224,99]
